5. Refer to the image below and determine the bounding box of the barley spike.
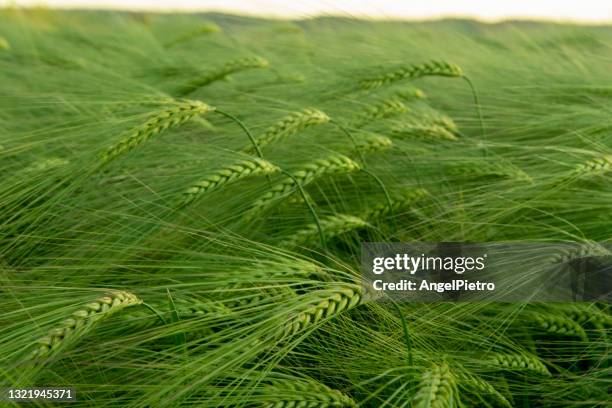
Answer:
[247,154,360,218]
[570,154,612,179]
[246,108,330,153]
[363,188,429,220]
[361,60,463,90]
[261,377,356,407]
[354,97,408,126]
[353,133,393,154]
[456,371,512,408]
[412,363,458,408]
[527,312,588,340]
[0,37,9,50]
[392,123,458,141]
[557,303,612,327]
[165,23,220,47]
[449,162,532,183]
[395,87,427,100]
[279,284,366,339]
[177,157,279,208]
[177,56,269,96]
[30,291,142,359]
[283,213,368,248]
[101,100,214,164]
[487,352,550,376]
[545,243,610,267]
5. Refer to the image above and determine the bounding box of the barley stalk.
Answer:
[282,213,369,248]
[101,100,214,164]
[30,291,142,360]
[177,157,279,208]
[487,352,550,376]
[361,60,463,90]
[412,363,458,408]
[176,56,269,96]
[245,108,330,153]
[261,377,356,407]
[247,154,360,218]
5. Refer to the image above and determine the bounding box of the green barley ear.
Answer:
[282,213,369,248]
[23,157,69,174]
[412,363,458,408]
[174,296,232,317]
[247,154,360,218]
[361,60,463,90]
[354,97,408,127]
[448,161,532,183]
[556,303,612,327]
[0,36,9,50]
[225,285,296,311]
[396,87,427,100]
[176,56,269,96]
[527,312,588,341]
[353,133,393,154]
[30,291,142,360]
[245,108,330,153]
[278,284,366,339]
[261,377,356,407]
[486,352,550,376]
[432,116,459,134]
[101,99,214,164]
[164,23,220,47]
[406,113,459,134]
[545,243,610,266]
[363,188,429,221]
[177,157,279,208]
[103,96,176,116]
[392,122,458,141]
[569,154,612,179]
[456,371,512,408]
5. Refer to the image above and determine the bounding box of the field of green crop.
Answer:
[0,7,610,407]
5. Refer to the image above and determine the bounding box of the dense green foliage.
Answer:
[0,7,610,407]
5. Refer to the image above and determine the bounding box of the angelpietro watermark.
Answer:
[361,242,612,302]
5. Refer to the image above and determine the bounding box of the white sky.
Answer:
[2,1,611,23]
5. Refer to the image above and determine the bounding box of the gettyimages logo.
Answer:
[362,242,612,302]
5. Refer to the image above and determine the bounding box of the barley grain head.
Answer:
[248,108,330,152]
[361,60,463,90]
[0,37,9,50]
[101,99,214,164]
[178,157,279,208]
[31,291,142,359]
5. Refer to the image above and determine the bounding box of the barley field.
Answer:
[0,8,610,407]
